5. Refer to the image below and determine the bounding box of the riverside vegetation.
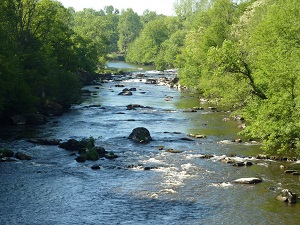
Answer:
[0,0,299,157]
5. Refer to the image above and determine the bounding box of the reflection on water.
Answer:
[0,72,299,225]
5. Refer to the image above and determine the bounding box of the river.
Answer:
[0,63,299,225]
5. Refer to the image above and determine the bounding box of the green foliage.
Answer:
[117,8,142,52]
[70,6,120,70]
[46,71,81,108]
[83,148,99,161]
[178,0,236,88]
[0,148,14,157]
[155,30,186,70]
[180,0,300,155]
[81,136,96,149]
[174,0,216,20]
[80,136,99,161]
[141,10,161,25]
[238,0,300,154]
[126,17,181,66]
[0,0,112,121]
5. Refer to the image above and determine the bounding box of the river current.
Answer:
[0,69,300,224]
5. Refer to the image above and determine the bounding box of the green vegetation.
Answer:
[176,0,300,155]
[0,0,119,122]
[0,148,14,157]
[1,0,299,155]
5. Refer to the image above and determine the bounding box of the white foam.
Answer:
[209,182,233,188]
[159,189,177,194]
[144,157,164,164]
[180,163,194,170]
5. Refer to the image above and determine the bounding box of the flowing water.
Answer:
[0,66,300,225]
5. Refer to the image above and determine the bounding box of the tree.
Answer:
[0,0,36,120]
[174,0,216,20]
[177,0,236,88]
[240,0,300,154]
[155,29,186,70]
[104,5,119,52]
[198,0,300,154]
[117,8,142,52]
[141,10,160,25]
[0,0,100,121]
[126,17,181,66]
[72,8,112,70]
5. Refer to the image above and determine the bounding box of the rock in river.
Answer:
[233,177,262,184]
[128,127,152,143]
[118,90,133,96]
[276,189,297,204]
[59,139,87,151]
[15,152,32,160]
[40,101,64,116]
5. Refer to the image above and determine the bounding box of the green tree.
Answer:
[72,8,112,70]
[141,10,161,25]
[199,0,300,154]
[155,30,186,70]
[104,5,119,52]
[126,17,181,66]
[178,0,236,88]
[0,0,36,120]
[0,0,97,121]
[240,0,300,154]
[117,8,142,52]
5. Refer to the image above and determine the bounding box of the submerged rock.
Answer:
[232,161,253,167]
[91,165,101,170]
[128,127,152,143]
[27,138,61,145]
[180,137,194,141]
[75,156,86,163]
[165,149,183,153]
[126,104,152,110]
[118,90,132,96]
[15,152,32,160]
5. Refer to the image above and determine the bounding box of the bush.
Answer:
[0,148,14,157]
[83,148,99,161]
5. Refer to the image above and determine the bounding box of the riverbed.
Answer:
[0,71,300,225]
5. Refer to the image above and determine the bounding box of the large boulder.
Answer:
[233,177,262,184]
[11,115,26,125]
[15,152,32,160]
[276,189,297,204]
[27,138,61,145]
[25,114,47,125]
[76,69,95,85]
[59,139,87,151]
[40,101,64,116]
[128,127,152,143]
